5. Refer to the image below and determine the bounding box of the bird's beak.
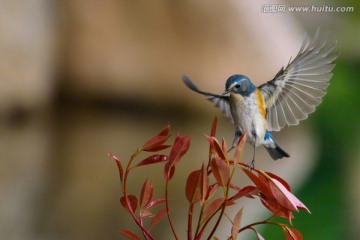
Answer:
[222,89,230,96]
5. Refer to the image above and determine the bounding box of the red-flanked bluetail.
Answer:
[183,29,338,166]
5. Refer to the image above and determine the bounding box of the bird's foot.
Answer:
[227,145,235,153]
[247,159,255,170]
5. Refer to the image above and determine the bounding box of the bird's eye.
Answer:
[235,84,240,89]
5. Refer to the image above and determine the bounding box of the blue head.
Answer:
[223,74,255,97]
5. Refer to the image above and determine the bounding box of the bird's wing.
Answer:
[182,75,233,123]
[259,29,338,131]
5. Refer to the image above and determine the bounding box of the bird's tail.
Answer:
[263,132,290,160]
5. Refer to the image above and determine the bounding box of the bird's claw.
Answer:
[247,159,255,170]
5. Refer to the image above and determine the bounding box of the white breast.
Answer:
[229,92,266,146]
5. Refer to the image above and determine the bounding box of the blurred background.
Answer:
[0,0,359,239]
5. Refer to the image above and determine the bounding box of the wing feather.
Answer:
[182,75,233,122]
[260,28,338,131]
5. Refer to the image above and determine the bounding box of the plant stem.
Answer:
[123,148,155,240]
[188,204,194,240]
[165,179,179,240]
[193,201,205,238]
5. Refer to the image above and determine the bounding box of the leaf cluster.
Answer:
[108,117,309,240]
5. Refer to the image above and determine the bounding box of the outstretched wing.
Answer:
[259,29,338,131]
[182,75,233,122]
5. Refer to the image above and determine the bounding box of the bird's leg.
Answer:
[228,128,241,152]
[248,134,256,169]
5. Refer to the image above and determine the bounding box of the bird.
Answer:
[182,29,338,166]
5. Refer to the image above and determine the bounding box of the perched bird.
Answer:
[183,29,338,166]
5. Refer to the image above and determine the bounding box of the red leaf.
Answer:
[168,134,190,168]
[118,229,141,240]
[243,168,273,198]
[206,184,219,200]
[149,207,168,230]
[221,137,228,154]
[268,178,298,212]
[201,198,224,224]
[185,167,204,203]
[108,153,124,182]
[211,116,217,137]
[288,228,303,240]
[140,209,153,218]
[249,227,265,240]
[230,186,258,201]
[143,144,171,152]
[284,226,302,240]
[164,163,175,181]
[233,134,246,162]
[206,136,227,160]
[136,155,168,167]
[140,179,153,209]
[266,172,291,191]
[142,124,171,152]
[231,208,243,240]
[120,195,138,213]
[145,198,166,210]
[211,158,230,188]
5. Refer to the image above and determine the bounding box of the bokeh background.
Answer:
[1,0,359,239]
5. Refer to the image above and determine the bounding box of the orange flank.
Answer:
[256,89,266,120]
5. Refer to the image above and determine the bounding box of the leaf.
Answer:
[120,195,138,213]
[243,168,273,198]
[185,167,205,203]
[230,186,257,201]
[221,137,228,154]
[140,179,153,209]
[211,158,230,188]
[108,153,123,182]
[164,163,175,181]
[206,136,227,160]
[201,163,209,203]
[268,178,299,212]
[149,207,168,230]
[140,209,153,218]
[233,134,246,163]
[284,226,303,240]
[145,198,166,210]
[142,124,171,152]
[231,208,243,240]
[118,229,141,240]
[288,228,303,240]
[201,197,224,224]
[206,184,219,200]
[136,155,168,167]
[265,172,291,191]
[249,227,265,240]
[168,134,190,168]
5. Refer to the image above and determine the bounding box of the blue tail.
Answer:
[263,131,290,160]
